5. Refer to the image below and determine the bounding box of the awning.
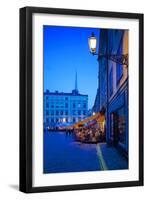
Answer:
[73,112,105,128]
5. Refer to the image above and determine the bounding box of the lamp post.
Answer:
[88,32,128,66]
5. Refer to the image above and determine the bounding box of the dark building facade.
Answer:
[93,29,128,156]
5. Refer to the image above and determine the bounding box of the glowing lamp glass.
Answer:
[88,33,97,54]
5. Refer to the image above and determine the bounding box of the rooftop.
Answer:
[44,90,88,97]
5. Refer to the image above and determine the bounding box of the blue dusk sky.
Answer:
[44,26,100,109]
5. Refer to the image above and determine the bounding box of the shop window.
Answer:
[110,106,126,145]
[110,113,114,138]
[117,107,126,145]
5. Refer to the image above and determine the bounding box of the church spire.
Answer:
[75,71,78,92]
[72,71,79,94]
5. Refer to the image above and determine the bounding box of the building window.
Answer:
[78,103,81,108]
[56,110,59,115]
[65,103,68,108]
[56,118,58,123]
[46,96,48,100]
[78,110,81,115]
[73,103,76,108]
[110,113,114,139]
[46,118,49,123]
[60,110,63,115]
[65,97,68,101]
[51,111,54,116]
[117,36,123,83]
[117,107,126,145]
[46,110,49,115]
[65,111,68,115]
[83,103,86,108]
[109,68,113,97]
[72,110,76,115]
[117,64,123,84]
[83,110,86,115]
[51,118,54,123]
[110,106,126,145]
[46,103,49,108]
[73,118,76,122]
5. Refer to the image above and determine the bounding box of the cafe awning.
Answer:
[73,112,105,128]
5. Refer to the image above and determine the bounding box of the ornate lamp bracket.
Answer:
[98,54,128,66]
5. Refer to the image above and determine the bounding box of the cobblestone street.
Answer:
[44,131,128,173]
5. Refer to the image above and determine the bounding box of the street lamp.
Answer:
[88,32,128,66]
[88,32,97,54]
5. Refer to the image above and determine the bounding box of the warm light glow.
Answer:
[62,118,66,123]
[93,112,96,116]
[88,33,97,54]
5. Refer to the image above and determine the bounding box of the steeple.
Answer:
[72,71,79,94]
[75,71,78,92]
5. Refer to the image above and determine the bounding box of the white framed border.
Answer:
[32,13,139,187]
